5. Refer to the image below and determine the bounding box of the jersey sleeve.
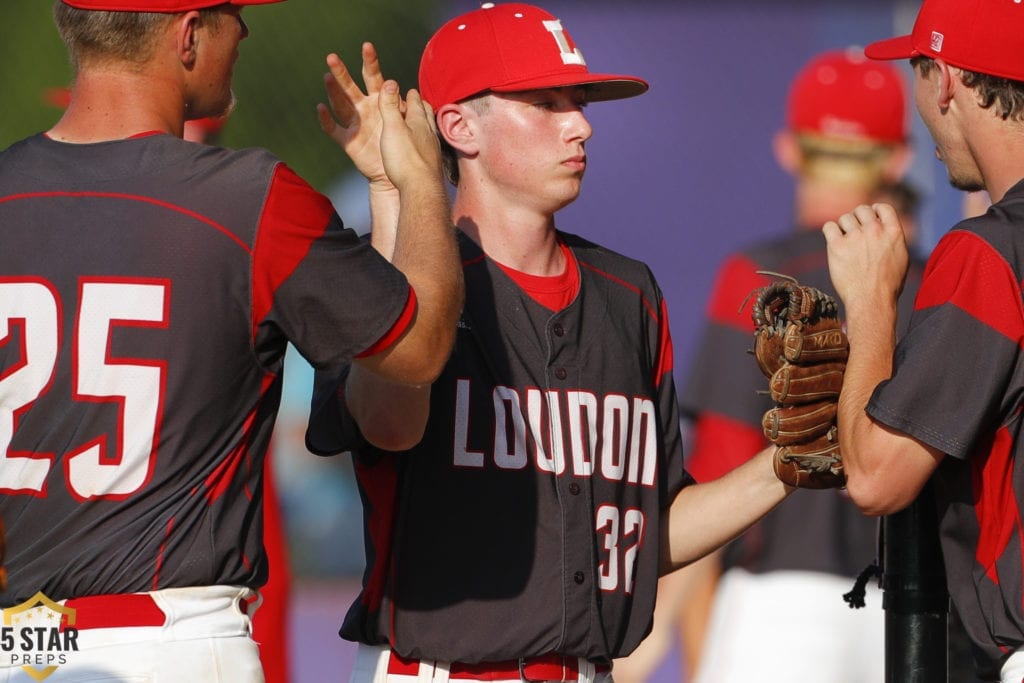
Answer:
[869,229,1024,459]
[680,254,771,481]
[252,164,411,370]
[304,364,365,456]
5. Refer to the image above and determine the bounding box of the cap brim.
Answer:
[490,73,649,102]
[865,34,918,61]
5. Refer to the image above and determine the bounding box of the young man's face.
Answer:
[472,86,593,212]
[913,60,986,193]
[189,7,249,121]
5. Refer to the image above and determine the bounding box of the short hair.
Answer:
[912,55,1024,121]
[53,2,220,73]
[439,94,490,187]
[795,132,900,189]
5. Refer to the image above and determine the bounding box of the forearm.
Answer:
[838,302,939,514]
[359,180,462,386]
[659,446,791,574]
[346,365,431,451]
[367,182,400,259]
[836,299,897,488]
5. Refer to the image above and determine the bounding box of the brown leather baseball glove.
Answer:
[751,276,849,489]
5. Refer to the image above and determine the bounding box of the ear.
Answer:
[933,58,956,110]
[436,102,478,155]
[772,129,802,175]
[176,11,203,68]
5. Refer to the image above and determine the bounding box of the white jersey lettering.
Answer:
[528,388,565,475]
[567,390,597,476]
[452,381,657,485]
[600,394,629,482]
[493,385,528,470]
[453,378,484,467]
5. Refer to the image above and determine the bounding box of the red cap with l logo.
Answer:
[418,2,648,108]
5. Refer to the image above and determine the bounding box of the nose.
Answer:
[565,107,593,143]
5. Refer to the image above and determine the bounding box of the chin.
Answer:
[948,174,986,194]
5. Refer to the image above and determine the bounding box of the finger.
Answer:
[361,42,385,94]
[405,89,427,115]
[835,212,863,234]
[324,53,361,126]
[852,203,882,226]
[871,202,901,227]
[316,102,344,143]
[378,79,403,126]
[404,89,432,132]
[822,220,844,240]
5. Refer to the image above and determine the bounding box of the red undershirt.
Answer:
[494,241,580,312]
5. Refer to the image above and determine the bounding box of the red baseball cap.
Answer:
[865,0,1024,82]
[418,2,648,108]
[787,48,908,144]
[60,0,282,10]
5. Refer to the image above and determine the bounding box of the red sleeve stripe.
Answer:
[251,164,336,343]
[707,255,771,332]
[917,231,1024,344]
[653,298,674,387]
[972,422,1022,585]
[356,286,417,359]
[580,261,658,321]
[0,191,250,253]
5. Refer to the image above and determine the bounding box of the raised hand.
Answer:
[317,42,391,188]
[377,82,443,193]
[317,42,443,194]
[823,203,909,316]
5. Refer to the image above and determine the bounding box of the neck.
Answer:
[48,69,186,143]
[972,120,1024,203]
[453,193,563,276]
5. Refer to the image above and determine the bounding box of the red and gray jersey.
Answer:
[868,180,1024,678]
[307,231,692,664]
[681,229,923,577]
[0,133,410,605]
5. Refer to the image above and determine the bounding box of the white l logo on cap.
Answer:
[930,30,944,52]
[543,19,586,66]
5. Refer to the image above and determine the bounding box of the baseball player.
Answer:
[823,0,1024,680]
[0,1,461,681]
[306,4,793,682]
[35,87,295,683]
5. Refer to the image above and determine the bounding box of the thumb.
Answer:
[378,80,403,125]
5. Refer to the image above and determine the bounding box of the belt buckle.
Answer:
[518,655,567,683]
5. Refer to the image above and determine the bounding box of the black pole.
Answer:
[882,481,948,683]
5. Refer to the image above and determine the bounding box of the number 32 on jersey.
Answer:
[0,278,168,500]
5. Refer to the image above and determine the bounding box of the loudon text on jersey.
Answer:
[451,378,658,485]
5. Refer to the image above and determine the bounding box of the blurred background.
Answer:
[0,0,963,680]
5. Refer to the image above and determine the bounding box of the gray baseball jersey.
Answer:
[307,231,692,665]
[0,132,410,605]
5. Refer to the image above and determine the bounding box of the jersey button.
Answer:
[553,323,565,337]
[555,367,567,380]
[574,571,585,585]
[568,482,581,495]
